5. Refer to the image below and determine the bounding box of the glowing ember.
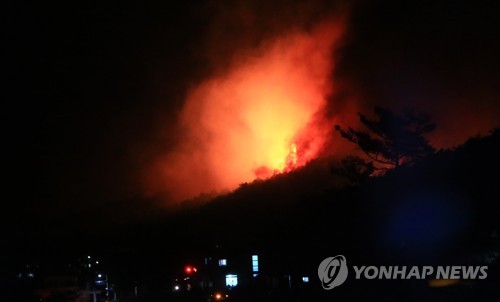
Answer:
[146,20,345,202]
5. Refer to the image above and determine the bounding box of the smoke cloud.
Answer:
[145,20,345,202]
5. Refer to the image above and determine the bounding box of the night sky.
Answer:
[4,0,500,246]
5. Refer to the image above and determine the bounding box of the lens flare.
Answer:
[146,20,345,202]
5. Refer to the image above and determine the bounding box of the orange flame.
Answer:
[146,20,345,202]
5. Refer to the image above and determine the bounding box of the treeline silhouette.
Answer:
[158,113,500,266]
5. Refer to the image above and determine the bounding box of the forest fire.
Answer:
[146,20,345,202]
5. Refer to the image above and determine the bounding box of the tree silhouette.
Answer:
[335,107,436,169]
[332,155,375,185]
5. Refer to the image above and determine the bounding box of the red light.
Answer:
[185,266,197,274]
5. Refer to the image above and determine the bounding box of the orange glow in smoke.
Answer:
[147,20,345,202]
